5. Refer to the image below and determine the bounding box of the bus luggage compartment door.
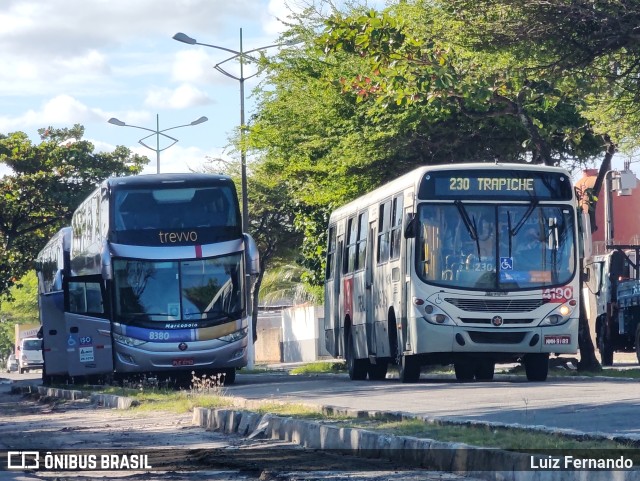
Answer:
[39,292,68,376]
[64,312,113,377]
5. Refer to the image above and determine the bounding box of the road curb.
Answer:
[192,406,640,481]
[12,385,138,409]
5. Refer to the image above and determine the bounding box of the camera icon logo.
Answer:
[7,451,40,469]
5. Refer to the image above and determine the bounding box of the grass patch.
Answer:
[289,362,346,375]
[131,392,233,413]
[253,402,326,419]
[344,418,637,453]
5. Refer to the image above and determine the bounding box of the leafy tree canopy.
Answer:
[0,125,148,298]
[247,1,609,289]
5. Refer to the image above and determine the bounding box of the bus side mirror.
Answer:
[404,213,417,239]
[244,233,260,276]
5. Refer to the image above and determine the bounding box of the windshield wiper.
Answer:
[454,200,481,259]
[510,199,539,237]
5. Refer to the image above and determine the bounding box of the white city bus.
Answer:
[324,163,586,382]
[36,173,259,385]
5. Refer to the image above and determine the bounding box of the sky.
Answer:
[0,0,382,177]
[0,0,634,181]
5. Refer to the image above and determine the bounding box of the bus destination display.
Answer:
[418,169,572,200]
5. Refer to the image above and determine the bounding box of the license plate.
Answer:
[172,358,194,367]
[543,335,571,346]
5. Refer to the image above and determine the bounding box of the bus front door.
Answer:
[325,239,343,357]
[64,277,114,378]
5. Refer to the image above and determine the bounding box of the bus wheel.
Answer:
[346,330,367,380]
[598,323,614,366]
[454,362,475,382]
[398,355,420,383]
[367,361,388,381]
[222,368,236,386]
[474,360,495,381]
[524,353,549,381]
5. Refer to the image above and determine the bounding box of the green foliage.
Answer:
[246,1,609,287]
[0,125,148,297]
[0,271,38,323]
[442,0,640,148]
[0,270,39,357]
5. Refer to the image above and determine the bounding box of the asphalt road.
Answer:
[225,366,640,439]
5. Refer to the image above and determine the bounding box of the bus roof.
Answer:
[103,173,234,190]
[328,162,572,222]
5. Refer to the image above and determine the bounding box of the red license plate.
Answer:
[172,358,194,366]
[543,335,571,346]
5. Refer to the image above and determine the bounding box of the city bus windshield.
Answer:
[113,253,243,325]
[416,203,576,290]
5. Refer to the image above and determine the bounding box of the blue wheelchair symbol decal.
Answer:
[500,257,514,270]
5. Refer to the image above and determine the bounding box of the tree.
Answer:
[0,125,148,299]
[247,2,606,294]
[318,1,640,370]
[0,271,39,358]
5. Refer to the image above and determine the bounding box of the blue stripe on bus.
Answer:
[124,325,196,342]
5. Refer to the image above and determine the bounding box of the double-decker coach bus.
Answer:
[37,173,259,385]
[325,163,586,383]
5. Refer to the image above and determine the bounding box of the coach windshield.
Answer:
[113,253,243,325]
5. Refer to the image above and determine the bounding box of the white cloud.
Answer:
[0,95,105,132]
[133,144,221,175]
[144,84,212,110]
[264,0,301,35]
[171,50,222,85]
[56,50,110,76]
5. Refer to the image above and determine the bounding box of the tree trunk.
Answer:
[575,136,615,371]
[577,257,600,371]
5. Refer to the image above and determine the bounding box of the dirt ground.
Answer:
[0,379,480,481]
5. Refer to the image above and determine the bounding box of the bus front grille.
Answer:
[445,298,544,312]
[459,318,534,325]
[467,331,527,344]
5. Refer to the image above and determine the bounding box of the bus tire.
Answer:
[367,361,388,381]
[524,353,549,381]
[598,323,614,366]
[398,355,420,383]
[346,330,367,381]
[222,368,236,386]
[454,361,475,382]
[474,360,495,381]
[635,324,640,365]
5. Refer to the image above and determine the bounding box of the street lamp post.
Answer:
[173,29,286,234]
[108,114,208,173]
[173,29,290,369]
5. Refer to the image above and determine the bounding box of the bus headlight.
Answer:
[415,300,453,326]
[219,327,248,343]
[113,333,147,347]
[540,303,574,327]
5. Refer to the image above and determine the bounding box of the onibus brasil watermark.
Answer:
[6,451,151,471]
